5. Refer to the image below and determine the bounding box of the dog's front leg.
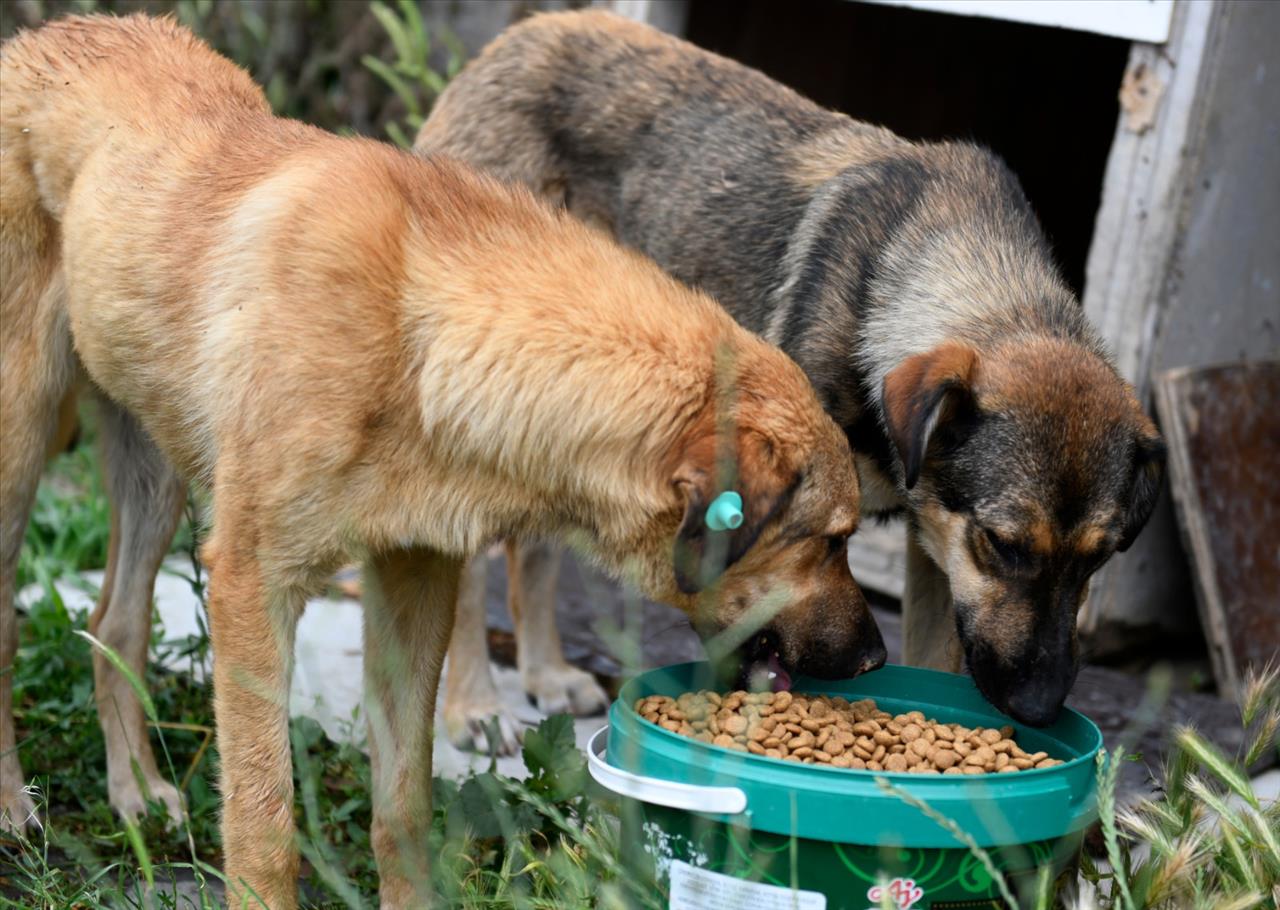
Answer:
[206,532,303,909]
[901,531,964,673]
[363,546,461,909]
[441,553,523,754]
[507,540,608,717]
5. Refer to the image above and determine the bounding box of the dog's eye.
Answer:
[827,534,847,554]
[983,527,1025,567]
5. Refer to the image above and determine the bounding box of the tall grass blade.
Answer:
[122,814,155,892]
[1097,749,1136,910]
[1243,806,1280,871]
[361,55,420,115]
[1176,726,1260,809]
[1244,709,1279,767]
[75,629,156,723]
[1219,823,1262,894]
[369,1,413,69]
[875,777,1018,910]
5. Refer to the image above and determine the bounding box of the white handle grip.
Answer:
[587,725,748,815]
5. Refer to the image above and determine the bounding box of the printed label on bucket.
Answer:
[669,860,826,910]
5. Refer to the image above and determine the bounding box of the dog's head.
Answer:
[882,337,1164,725]
[663,383,886,690]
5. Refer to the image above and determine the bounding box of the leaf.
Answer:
[522,714,587,802]
[398,0,430,67]
[1176,727,1260,809]
[362,55,420,117]
[457,774,538,840]
[370,2,414,70]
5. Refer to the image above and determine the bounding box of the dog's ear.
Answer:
[1117,428,1165,552]
[881,341,979,489]
[671,427,801,593]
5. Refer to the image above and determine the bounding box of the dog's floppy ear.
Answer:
[881,341,979,489]
[1117,428,1165,552]
[671,427,801,593]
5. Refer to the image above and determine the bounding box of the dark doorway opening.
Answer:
[686,0,1132,295]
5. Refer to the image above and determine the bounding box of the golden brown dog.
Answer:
[0,15,884,905]
[416,9,1166,728]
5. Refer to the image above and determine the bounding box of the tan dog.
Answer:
[0,15,885,906]
[417,10,1166,728]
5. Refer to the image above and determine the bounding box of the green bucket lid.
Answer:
[604,662,1102,848]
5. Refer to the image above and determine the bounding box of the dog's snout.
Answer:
[1005,686,1066,727]
[858,640,888,675]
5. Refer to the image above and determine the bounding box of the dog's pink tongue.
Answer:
[768,652,792,692]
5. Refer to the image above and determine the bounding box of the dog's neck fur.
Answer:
[356,158,817,598]
[772,139,1111,505]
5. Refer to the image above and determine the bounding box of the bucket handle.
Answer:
[587,726,748,815]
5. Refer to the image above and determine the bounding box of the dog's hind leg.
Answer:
[901,532,964,673]
[363,546,461,909]
[0,226,74,832]
[87,397,186,823]
[507,540,608,717]
[441,553,523,755]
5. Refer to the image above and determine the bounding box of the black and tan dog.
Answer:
[416,10,1164,727]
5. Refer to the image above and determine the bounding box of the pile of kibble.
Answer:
[634,690,1065,773]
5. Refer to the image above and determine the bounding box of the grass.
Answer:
[5,431,1275,909]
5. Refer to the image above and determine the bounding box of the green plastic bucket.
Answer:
[589,663,1102,909]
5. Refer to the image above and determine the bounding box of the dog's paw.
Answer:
[109,775,184,827]
[443,702,524,756]
[0,783,41,836]
[524,664,609,717]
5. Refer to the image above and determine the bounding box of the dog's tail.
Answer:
[0,14,268,221]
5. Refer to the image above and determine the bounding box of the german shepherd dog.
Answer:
[416,10,1165,728]
[0,15,884,904]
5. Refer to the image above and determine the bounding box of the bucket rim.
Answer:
[617,661,1104,782]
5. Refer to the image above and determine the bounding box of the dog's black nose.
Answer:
[1003,686,1066,727]
[855,623,888,675]
[858,642,887,675]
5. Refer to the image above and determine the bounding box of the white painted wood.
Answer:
[598,0,690,34]
[846,519,908,600]
[1082,0,1217,396]
[859,0,1176,42]
[1079,0,1222,640]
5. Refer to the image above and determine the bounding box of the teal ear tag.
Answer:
[705,491,744,531]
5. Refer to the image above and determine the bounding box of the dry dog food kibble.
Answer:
[634,691,1065,773]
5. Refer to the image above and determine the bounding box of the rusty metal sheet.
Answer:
[1155,361,1280,702]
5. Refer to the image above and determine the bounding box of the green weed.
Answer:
[362,0,464,148]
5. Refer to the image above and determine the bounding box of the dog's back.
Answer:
[418,10,908,329]
[1,15,269,219]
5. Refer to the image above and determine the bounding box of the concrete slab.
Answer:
[18,559,607,781]
[19,554,1271,801]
